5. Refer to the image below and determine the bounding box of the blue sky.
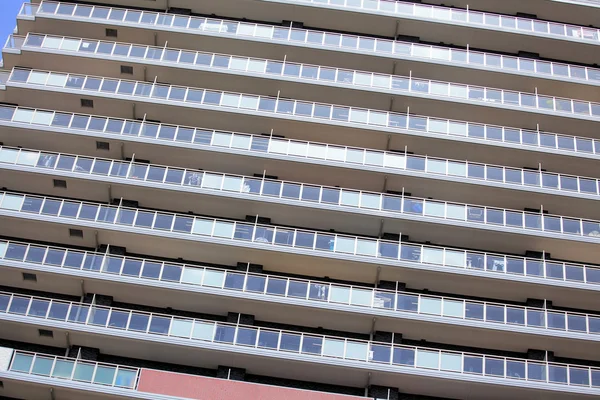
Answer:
[0,0,28,61]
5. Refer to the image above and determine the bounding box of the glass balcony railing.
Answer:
[3,34,24,51]
[18,3,37,17]
[2,239,599,334]
[1,191,600,284]
[8,350,138,389]
[6,34,600,120]
[3,145,600,241]
[1,291,600,388]
[8,67,600,147]
[271,0,600,44]
[6,70,600,198]
[21,2,600,85]
[0,71,9,86]
[1,105,598,175]
[566,0,600,5]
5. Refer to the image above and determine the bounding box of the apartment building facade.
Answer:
[0,0,600,399]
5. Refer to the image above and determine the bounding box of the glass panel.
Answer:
[94,366,116,385]
[486,305,505,322]
[567,315,587,332]
[236,327,257,346]
[192,321,215,341]
[346,341,368,360]
[392,347,415,366]
[548,365,568,384]
[570,367,590,386]
[149,316,171,334]
[287,280,308,298]
[171,319,193,337]
[373,291,394,309]
[73,362,95,382]
[507,360,526,379]
[465,303,484,320]
[108,311,129,329]
[115,369,137,388]
[180,266,203,285]
[0,148,19,164]
[336,237,355,253]
[128,313,149,332]
[421,297,442,315]
[441,353,462,372]
[442,300,464,318]
[48,302,69,320]
[11,353,33,372]
[89,307,109,326]
[280,333,301,352]
[301,336,322,354]
[8,297,31,314]
[506,307,525,325]
[257,330,279,349]
[323,338,345,358]
[416,350,439,369]
[266,278,287,296]
[350,288,372,306]
[485,358,505,377]
[244,275,265,293]
[52,360,74,378]
[31,357,54,376]
[527,310,546,327]
[464,356,483,374]
[424,201,445,218]
[330,286,350,304]
[547,312,566,330]
[203,269,225,287]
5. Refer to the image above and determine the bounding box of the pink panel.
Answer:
[138,369,365,400]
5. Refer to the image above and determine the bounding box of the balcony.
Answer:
[0,348,372,400]
[421,0,600,27]
[75,0,600,28]
[3,74,600,216]
[1,239,600,358]
[5,34,600,134]
[0,292,599,400]
[4,145,600,259]
[4,63,600,142]
[15,2,600,96]
[0,105,598,194]
[25,1,600,65]
[8,350,137,388]
[0,349,141,400]
[1,192,600,309]
[5,67,600,151]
